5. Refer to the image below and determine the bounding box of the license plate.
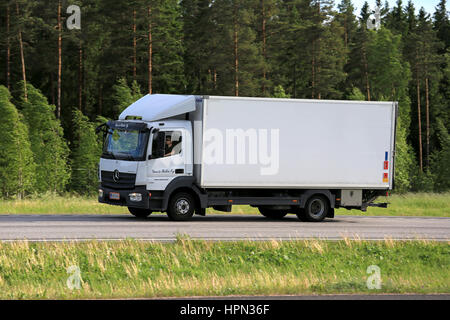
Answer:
[109,192,120,200]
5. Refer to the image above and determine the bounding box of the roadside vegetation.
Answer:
[0,192,449,217]
[0,239,448,299]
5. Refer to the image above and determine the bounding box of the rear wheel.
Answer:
[296,195,329,222]
[167,192,195,221]
[128,207,152,218]
[258,207,288,220]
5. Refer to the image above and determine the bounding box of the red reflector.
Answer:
[148,193,152,198]
[384,161,389,170]
[386,191,389,197]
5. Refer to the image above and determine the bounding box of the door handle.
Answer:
[175,169,184,174]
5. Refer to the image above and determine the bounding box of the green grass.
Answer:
[0,239,448,299]
[0,192,448,217]
[336,192,450,217]
[0,193,128,215]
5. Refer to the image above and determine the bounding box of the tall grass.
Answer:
[0,239,448,299]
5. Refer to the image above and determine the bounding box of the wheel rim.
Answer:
[176,199,190,215]
[309,199,324,216]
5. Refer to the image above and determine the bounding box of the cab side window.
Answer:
[151,131,182,159]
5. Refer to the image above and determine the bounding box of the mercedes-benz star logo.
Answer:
[113,170,120,182]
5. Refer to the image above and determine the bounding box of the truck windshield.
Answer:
[102,129,149,161]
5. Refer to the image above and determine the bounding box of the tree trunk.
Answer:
[312,39,315,99]
[148,6,153,94]
[362,43,370,101]
[6,4,10,90]
[234,2,239,97]
[83,47,87,112]
[425,76,430,168]
[344,16,348,48]
[57,0,62,118]
[78,40,83,110]
[261,0,266,95]
[51,72,55,105]
[317,38,321,99]
[98,85,103,115]
[16,2,27,101]
[133,9,137,80]
[416,66,423,172]
[293,63,296,98]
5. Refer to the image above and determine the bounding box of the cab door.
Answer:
[147,129,187,190]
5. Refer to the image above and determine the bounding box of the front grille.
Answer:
[101,171,136,190]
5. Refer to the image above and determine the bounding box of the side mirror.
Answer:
[95,122,107,134]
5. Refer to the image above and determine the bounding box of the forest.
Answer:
[0,0,448,198]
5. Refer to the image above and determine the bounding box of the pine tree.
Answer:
[433,0,450,50]
[19,83,70,193]
[0,85,35,198]
[431,118,450,191]
[142,0,186,94]
[181,0,217,94]
[404,7,444,171]
[271,0,346,99]
[15,1,29,101]
[5,2,11,90]
[386,0,407,36]
[272,85,290,98]
[336,0,357,50]
[312,11,347,99]
[269,0,306,98]
[258,0,278,95]
[347,2,372,100]
[347,87,365,100]
[112,77,143,115]
[366,28,414,192]
[70,109,102,194]
[209,0,263,96]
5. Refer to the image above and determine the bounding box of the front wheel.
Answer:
[167,192,195,221]
[296,195,329,222]
[128,207,152,218]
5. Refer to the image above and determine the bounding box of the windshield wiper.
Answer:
[114,153,136,161]
[102,152,116,159]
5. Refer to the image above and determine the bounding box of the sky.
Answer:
[347,0,442,15]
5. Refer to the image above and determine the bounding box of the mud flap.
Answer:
[327,207,335,218]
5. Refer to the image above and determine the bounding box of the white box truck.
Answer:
[97,94,397,222]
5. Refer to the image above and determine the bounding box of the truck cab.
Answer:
[98,95,197,218]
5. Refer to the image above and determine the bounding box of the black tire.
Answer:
[167,192,195,221]
[296,195,329,222]
[258,207,288,220]
[128,207,152,218]
[296,208,308,222]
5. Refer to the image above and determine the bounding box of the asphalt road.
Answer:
[0,214,449,241]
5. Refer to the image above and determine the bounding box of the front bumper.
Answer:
[98,185,150,209]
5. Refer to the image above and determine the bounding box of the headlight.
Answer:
[129,193,142,202]
[99,189,104,198]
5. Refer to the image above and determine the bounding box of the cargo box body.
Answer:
[191,96,396,190]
